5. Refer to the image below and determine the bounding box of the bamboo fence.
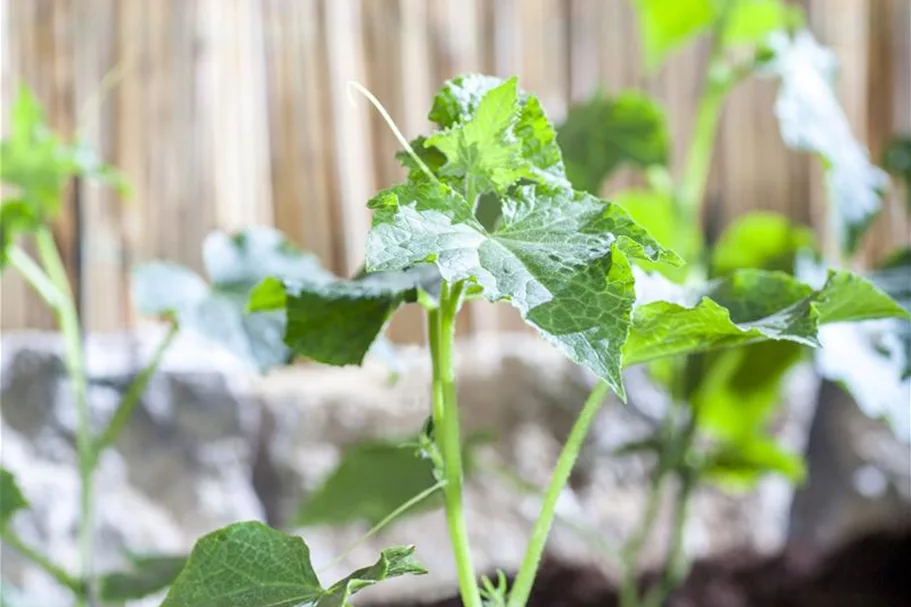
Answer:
[1,0,909,342]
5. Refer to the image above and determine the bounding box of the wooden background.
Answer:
[1,0,909,342]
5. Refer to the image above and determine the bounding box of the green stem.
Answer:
[33,227,94,607]
[430,281,482,607]
[91,320,179,461]
[507,379,612,607]
[619,470,667,607]
[7,246,65,307]
[0,529,82,594]
[644,471,696,607]
[676,2,739,254]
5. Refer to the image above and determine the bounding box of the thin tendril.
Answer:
[317,479,445,575]
[346,81,440,186]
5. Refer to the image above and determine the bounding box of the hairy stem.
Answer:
[34,227,93,607]
[507,379,612,607]
[0,529,82,594]
[430,281,482,607]
[92,320,178,461]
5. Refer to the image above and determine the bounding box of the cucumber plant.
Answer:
[558,1,911,605]
[2,8,907,605]
[154,70,904,607]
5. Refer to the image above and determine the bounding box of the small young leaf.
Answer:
[624,269,909,366]
[558,93,670,194]
[295,441,440,528]
[631,0,715,70]
[712,212,816,277]
[367,181,679,397]
[420,75,568,194]
[765,31,888,254]
[425,77,531,197]
[318,546,427,607]
[702,436,806,490]
[0,468,28,529]
[97,554,187,602]
[161,522,424,607]
[1,86,126,265]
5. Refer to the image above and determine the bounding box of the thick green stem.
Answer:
[0,529,82,593]
[429,282,482,607]
[507,379,612,607]
[92,320,179,461]
[34,227,93,607]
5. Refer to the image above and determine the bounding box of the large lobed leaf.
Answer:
[160,522,425,607]
[624,268,909,366]
[764,31,888,254]
[557,92,670,194]
[367,180,679,398]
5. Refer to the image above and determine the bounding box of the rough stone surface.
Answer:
[0,328,906,605]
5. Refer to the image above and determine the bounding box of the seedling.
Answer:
[2,2,907,603]
[159,66,903,606]
[0,86,180,605]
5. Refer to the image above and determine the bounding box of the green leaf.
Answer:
[711,212,816,277]
[317,546,426,607]
[813,269,910,324]
[132,227,337,372]
[0,468,28,529]
[766,31,888,254]
[248,265,439,367]
[624,269,909,366]
[871,248,911,380]
[295,441,440,528]
[883,135,911,211]
[558,93,670,193]
[98,554,187,602]
[723,0,802,46]
[161,522,425,607]
[632,0,715,70]
[420,75,568,195]
[693,340,805,441]
[367,181,679,397]
[0,86,127,266]
[614,189,698,280]
[702,436,806,490]
[425,77,530,197]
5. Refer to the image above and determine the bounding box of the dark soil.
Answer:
[373,527,910,607]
